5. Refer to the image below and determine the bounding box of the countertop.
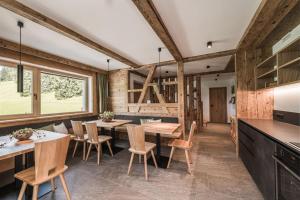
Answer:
[240,119,300,152]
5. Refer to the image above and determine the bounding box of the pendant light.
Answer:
[106,59,110,97]
[17,21,24,93]
[157,47,162,93]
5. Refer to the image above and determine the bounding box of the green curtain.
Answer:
[97,73,108,113]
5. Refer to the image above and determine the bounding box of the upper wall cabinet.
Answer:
[255,37,300,90]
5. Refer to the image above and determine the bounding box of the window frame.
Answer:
[0,61,36,120]
[0,60,93,121]
[39,69,89,116]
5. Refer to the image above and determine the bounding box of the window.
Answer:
[40,72,87,114]
[0,61,93,120]
[0,65,33,116]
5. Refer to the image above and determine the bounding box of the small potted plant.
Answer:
[12,128,34,141]
[99,111,114,122]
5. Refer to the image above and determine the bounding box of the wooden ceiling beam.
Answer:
[139,49,236,68]
[238,0,299,49]
[0,0,138,68]
[132,0,183,62]
[0,38,105,73]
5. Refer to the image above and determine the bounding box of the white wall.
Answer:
[274,82,300,113]
[201,73,236,123]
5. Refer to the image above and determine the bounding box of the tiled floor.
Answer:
[4,123,263,200]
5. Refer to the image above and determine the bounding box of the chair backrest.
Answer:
[187,121,197,146]
[34,135,70,182]
[71,120,84,139]
[127,125,145,152]
[85,123,99,143]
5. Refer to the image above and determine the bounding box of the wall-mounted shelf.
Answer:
[255,37,300,90]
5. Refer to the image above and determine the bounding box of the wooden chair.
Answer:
[126,125,157,181]
[85,123,113,165]
[71,120,88,160]
[167,121,196,174]
[15,136,71,200]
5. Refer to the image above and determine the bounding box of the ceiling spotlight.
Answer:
[206,65,210,69]
[165,71,169,74]
[217,74,220,77]
[215,78,218,81]
[207,41,212,48]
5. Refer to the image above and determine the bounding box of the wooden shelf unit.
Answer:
[255,37,300,90]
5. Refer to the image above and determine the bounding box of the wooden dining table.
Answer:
[141,122,182,168]
[0,131,69,199]
[83,119,132,153]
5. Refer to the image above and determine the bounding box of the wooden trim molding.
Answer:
[0,113,96,128]
[0,38,105,73]
[238,0,298,48]
[132,0,183,62]
[140,49,236,68]
[0,0,138,68]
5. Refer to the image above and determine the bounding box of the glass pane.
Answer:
[41,73,86,114]
[0,65,33,115]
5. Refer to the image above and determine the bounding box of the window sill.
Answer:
[0,112,97,128]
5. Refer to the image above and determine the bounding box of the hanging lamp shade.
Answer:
[17,21,24,93]
[157,47,162,94]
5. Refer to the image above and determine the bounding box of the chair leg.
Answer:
[17,182,27,200]
[107,141,113,157]
[127,152,135,175]
[185,150,192,174]
[32,185,39,200]
[144,154,148,181]
[139,155,141,163]
[188,150,192,164]
[167,147,175,169]
[86,143,92,161]
[59,174,71,200]
[50,178,56,192]
[72,141,78,158]
[97,144,101,165]
[151,150,158,168]
[83,142,86,160]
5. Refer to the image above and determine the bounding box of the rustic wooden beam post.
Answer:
[196,75,202,133]
[188,76,194,129]
[177,62,186,138]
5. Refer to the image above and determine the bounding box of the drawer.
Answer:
[239,129,255,155]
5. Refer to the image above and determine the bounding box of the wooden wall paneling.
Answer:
[152,84,169,113]
[196,76,202,133]
[164,78,170,103]
[136,66,156,112]
[109,69,129,113]
[177,62,186,137]
[188,76,194,129]
[169,77,175,103]
[260,2,300,48]
[236,49,274,120]
[184,76,188,132]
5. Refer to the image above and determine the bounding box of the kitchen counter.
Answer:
[240,119,300,153]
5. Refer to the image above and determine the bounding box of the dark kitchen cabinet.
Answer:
[238,120,276,200]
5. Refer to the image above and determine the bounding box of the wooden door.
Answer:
[209,87,227,123]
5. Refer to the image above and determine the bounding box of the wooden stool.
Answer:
[167,121,196,174]
[85,123,113,165]
[15,136,71,200]
[127,125,157,181]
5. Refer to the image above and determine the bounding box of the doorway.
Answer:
[209,87,227,123]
